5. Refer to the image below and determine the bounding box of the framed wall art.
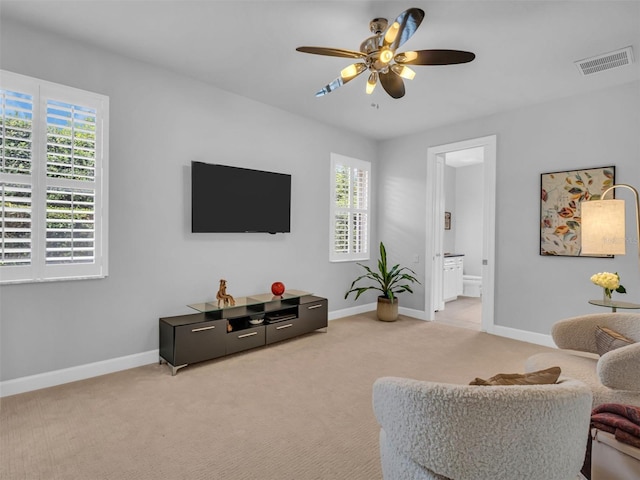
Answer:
[540,166,615,257]
[444,211,451,230]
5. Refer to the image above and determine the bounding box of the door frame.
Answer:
[425,135,497,331]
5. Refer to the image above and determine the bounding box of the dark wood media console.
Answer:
[159,291,328,375]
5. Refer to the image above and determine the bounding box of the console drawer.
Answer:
[299,297,328,330]
[226,326,266,355]
[174,319,226,365]
[266,318,306,344]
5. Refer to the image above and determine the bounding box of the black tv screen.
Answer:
[191,161,291,233]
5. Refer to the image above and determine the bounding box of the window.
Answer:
[1,70,109,284]
[330,153,370,262]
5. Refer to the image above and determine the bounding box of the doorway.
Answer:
[425,135,496,332]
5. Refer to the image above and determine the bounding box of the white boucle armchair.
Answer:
[526,312,640,407]
[372,377,592,480]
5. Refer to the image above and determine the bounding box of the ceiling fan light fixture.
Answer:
[395,51,418,63]
[366,72,378,94]
[391,64,416,80]
[340,63,366,80]
[379,48,394,64]
[384,22,400,45]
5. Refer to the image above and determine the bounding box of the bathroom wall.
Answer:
[443,165,457,253]
[455,163,484,277]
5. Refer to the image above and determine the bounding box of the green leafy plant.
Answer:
[344,242,421,303]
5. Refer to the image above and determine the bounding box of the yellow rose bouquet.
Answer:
[590,272,626,300]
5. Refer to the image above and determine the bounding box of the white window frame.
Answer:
[329,153,371,262]
[0,70,109,284]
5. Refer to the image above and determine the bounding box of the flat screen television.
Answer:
[191,161,291,233]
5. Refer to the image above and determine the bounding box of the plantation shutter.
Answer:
[333,164,350,254]
[0,70,108,284]
[1,182,32,267]
[330,153,370,262]
[1,88,33,176]
[45,100,97,266]
[1,81,35,276]
[351,165,369,255]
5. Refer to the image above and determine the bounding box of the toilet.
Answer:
[463,275,482,297]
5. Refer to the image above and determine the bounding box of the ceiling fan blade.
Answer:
[379,70,405,99]
[384,8,425,51]
[395,49,476,65]
[315,66,367,97]
[315,77,345,97]
[296,46,367,59]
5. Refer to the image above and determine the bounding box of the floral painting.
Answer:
[540,166,615,256]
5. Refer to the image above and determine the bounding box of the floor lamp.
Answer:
[581,183,640,273]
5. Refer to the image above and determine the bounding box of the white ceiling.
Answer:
[2,1,639,140]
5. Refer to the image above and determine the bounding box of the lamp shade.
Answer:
[581,199,626,255]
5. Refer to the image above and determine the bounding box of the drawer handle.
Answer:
[238,331,258,339]
[307,304,323,310]
[276,323,293,330]
[192,325,215,332]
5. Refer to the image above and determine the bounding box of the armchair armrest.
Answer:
[598,342,640,391]
[552,313,640,353]
[552,315,612,353]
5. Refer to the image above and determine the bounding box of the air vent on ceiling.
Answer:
[575,46,634,76]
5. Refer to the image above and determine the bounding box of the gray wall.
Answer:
[0,21,378,381]
[378,80,640,334]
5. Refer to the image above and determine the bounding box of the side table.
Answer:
[588,299,640,313]
[591,428,640,480]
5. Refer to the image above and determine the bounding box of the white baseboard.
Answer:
[488,324,555,348]
[328,303,376,320]
[1,312,554,397]
[330,305,554,347]
[329,304,429,321]
[399,306,429,321]
[0,350,159,398]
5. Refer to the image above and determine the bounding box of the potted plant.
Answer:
[345,242,421,321]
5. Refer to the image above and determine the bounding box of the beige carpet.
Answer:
[1,314,553,480]
[434,296,482,331]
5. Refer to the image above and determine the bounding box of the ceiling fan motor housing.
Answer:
[361,17,389,54]
[360,35,383,55]
[369,17,388,34]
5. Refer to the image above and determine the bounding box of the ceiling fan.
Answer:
[296,8,475,99]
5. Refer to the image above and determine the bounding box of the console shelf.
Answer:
[159,291,327,375]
